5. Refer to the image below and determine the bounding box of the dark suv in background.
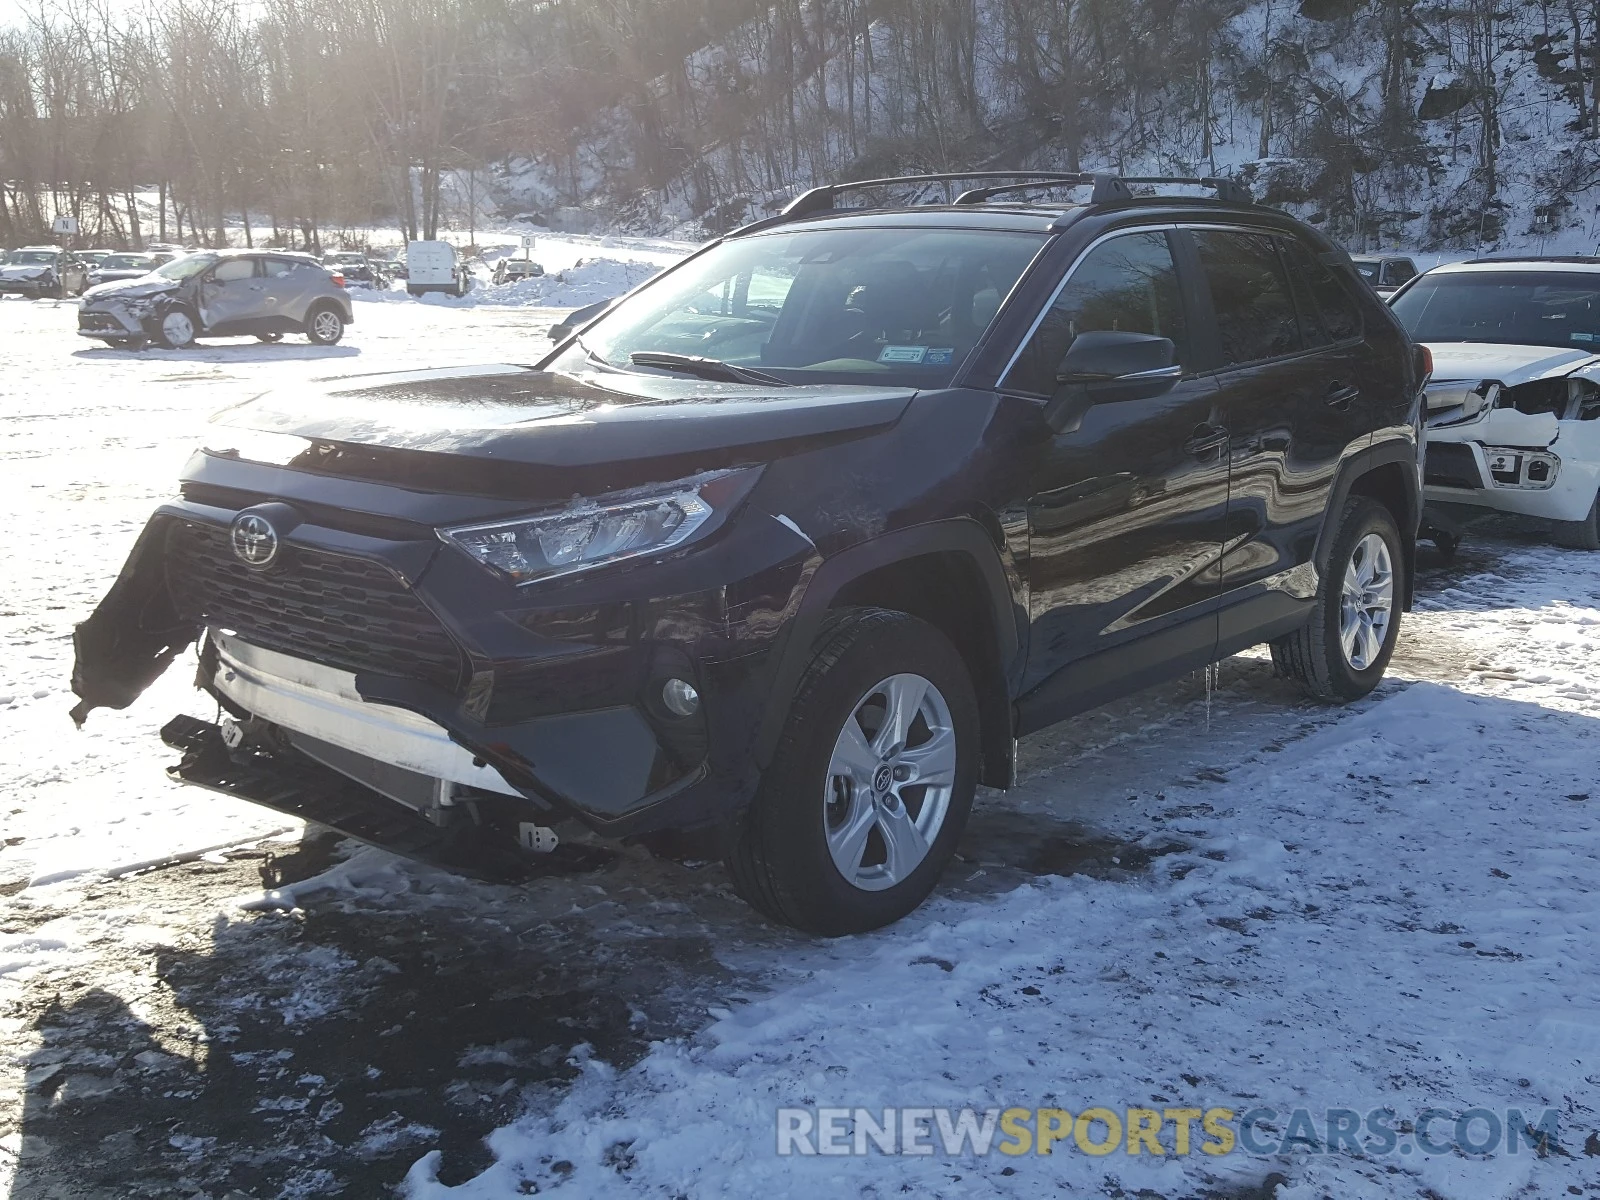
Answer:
[73,172,1424,935]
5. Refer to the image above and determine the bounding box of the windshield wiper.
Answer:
[628,351,791,387]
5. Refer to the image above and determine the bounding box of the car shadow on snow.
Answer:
[2,809,1202,1197]
[70,344,363,365]
[2,616,1543,1197]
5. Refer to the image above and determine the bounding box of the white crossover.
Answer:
[1390,258,1600,549]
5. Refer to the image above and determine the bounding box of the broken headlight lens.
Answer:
[439,468,757,585]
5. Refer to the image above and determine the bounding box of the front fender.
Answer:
[751,517,1025,778]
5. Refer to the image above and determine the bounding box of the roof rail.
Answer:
[727,170,1254,237]
[777,171,1098,220]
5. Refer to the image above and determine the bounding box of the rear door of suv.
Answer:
[1184,226,1374,640]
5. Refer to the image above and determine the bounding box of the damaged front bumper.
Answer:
[77,302,153,338]
[71,501,813,863]
[1425,399,1600,524]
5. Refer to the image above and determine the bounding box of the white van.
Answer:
[405,241,470,297]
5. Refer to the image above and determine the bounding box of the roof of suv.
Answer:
[1430,257,1600,274]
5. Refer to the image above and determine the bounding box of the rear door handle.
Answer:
[1326,382,1361,409]
[1184,423,1229,457]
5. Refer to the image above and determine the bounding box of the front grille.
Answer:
[1424,442,1483,490]
[79,311,125,332]
[166,520,465,692]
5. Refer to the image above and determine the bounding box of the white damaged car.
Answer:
[1390,258,1600,551]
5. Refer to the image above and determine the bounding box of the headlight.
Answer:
[439,468,758,585]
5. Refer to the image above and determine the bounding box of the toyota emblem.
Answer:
[230,512,280,568]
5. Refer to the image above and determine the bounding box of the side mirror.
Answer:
[1043,330,1180,433]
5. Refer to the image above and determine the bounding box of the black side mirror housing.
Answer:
[1043,330,1181,433]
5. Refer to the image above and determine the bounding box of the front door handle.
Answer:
[1326,381,1361,410]
[1184,423,1229,458]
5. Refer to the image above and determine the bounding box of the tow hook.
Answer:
[219,717,246,749]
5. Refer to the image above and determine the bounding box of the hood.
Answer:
[0,264,51,279]
[208,363,915,494]
[1423,341,1600,386]
[82,277,179,304]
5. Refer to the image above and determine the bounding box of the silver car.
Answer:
[77,249,355,349]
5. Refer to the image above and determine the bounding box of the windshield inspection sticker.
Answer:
[923,347,954,365]
[878,345,928,364]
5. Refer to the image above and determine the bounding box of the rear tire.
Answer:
[1271,497,1405,701]
[304,305,345,345]
[1552,491,1600,550]
[726,608,979,936]
[256,332,283,344]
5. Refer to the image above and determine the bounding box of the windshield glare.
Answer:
[554,226,1046,386]
[156,253,218,281]
[1392,270,1600,350]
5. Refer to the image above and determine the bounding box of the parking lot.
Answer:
[2,290,1599,1198]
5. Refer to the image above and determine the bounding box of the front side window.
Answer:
[1194,230,1302,365]
[1390,270,1600,350]
[552,226,1046,387]
[211,258,256,283]
[1005,231,1188,395]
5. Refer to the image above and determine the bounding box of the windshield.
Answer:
[156,253,218,281]
[551,226,1046,386]
[1391,270,1600,350]
[7,251,56,266]
[327,254,364,264]
[101,255,154,270]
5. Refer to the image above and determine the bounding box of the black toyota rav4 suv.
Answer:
[72,172,1425,935]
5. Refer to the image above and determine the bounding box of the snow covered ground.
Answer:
[2,285,1599,1198]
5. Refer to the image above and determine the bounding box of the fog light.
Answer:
[661,677,701,717]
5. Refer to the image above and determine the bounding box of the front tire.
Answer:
[1552,490,1600,550]
[727,608,979,936]
[1271,497,1405,701]
[154,306,197,349]
[304,305,345,345]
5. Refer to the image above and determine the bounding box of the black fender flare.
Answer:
[1317,433,1422,609]
[753,517,1024,786]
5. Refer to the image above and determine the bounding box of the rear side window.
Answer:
[1383,260,1417,287]
[1193,230,1301,364]
[1282,239,1363,342]
[1007,230,1188,395]
[263,258,317,277]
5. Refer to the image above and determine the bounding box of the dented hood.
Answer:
[81,277,180,304]
[210,363,916,473]
[1424,341,1600,385]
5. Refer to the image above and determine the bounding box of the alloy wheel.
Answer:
[823,672,957,892]
[1339,532,1394,670]
[311,311,342,341]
